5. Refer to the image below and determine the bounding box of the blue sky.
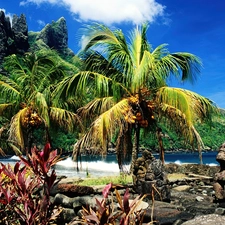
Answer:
[1,0,225,108]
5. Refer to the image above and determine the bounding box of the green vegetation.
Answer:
[79,173,133,186]
[0,23,223,171]
[0,49,82,155]
[139,111,225,151]
[56,23,216,172]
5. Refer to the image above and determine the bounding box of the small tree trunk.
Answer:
[130,122,140,174]
[157,127,165,165]
[198,145,203,164]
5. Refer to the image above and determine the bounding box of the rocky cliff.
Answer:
[0,11,29,63]
[0,10,74,65]
[29,17,74,58]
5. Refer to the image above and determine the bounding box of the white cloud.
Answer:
[37,19,46,27]
[19,0,165,25]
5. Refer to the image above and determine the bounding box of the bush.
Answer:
[0,143,62,224]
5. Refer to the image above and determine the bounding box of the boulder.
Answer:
[53,193,102,210]
[213,142,225,201]
[144,201,193,225]
[51,183,95,197]
[181,214,225,225]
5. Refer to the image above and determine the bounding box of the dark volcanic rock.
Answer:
[0,11,11,62]
[214,142,225,202]
[0,10,29,64]
[51,183,95,197]
[144,201,193,225]
[182,214,225,225]
[11,14,29,54]
[0,10,74,65]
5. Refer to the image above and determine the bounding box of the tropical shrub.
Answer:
[0,143,61,225]
[70,183,154,225]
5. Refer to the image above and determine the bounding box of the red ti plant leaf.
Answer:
[123,188,130,215]
[45,169,57,190]
[0,163,15,180]
[13,161,21,174]
[42,142,51,162]
[0,186,14,204]
[102,182,112,198]
[17,168,27,194]
[95,198,106,215]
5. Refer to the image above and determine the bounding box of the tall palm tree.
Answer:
[0,49,82,155]
[57,23,216,172]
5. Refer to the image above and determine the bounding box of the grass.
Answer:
[79,173,133,186]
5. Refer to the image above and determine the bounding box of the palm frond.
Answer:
[81,23,120,52]
[73,99,131,158]
[32,91,50,126]
[49,107,83,132]
[8,108,27,150]
[156,87,193,124]
[170,53,202,83]
[0,76,21,100]
[0,103,14,115]
[78,96,115,120]
[157,103,196,146]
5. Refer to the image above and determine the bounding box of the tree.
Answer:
[0,49,82,155]
[57,23,216,172]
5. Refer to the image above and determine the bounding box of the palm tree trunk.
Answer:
[116,125,132,172]
[191,125,203,164]
[157,127,165,165]
[26,126,34,158]
[130,122,140,174]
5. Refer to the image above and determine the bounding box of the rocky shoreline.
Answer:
[47,163,225,225]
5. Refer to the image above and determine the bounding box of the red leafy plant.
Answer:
[70,183,150,225]
[0,143,62,225]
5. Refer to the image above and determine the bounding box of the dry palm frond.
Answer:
[0,126,4,137]
[8,143,23,155]
[73,99,131,159]
[0,147,6,156]
[0,103,14,115]
[32,91,49,125]
[157,103,195,144]
[78,96,115,119]
[8,107,27,151]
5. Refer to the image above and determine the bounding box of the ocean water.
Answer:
[0,151,219,178]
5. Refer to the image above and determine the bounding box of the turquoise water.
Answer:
[0,151,218,178]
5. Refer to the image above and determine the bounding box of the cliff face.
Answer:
[29,17,74,58]
[0,11,74,65]
[0,11,29,63]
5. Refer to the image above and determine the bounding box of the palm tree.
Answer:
[57,23,216,172]
[0,49,82,155]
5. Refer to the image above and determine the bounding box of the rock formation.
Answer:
[132,150,171,202]
[11,14,29,54]
[0,11,29,64]
[29,17,74,58]
[213,142,225,202]
[0,10,74,65]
